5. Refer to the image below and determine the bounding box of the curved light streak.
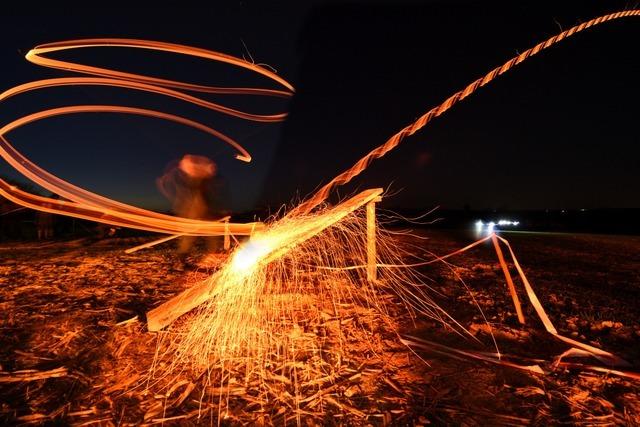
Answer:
[0,38,294,235]
[0,180,258,235]
[26,38,295,96]
[1,105,252,162]
[290,9,640,216]
[3,78,288,123]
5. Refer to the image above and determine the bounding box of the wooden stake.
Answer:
[223,218,230,251]
[366,198,380,283]
[491,233,525,324]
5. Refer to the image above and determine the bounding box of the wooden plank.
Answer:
[146,270,222,332]
[125,234,183,254]
[223,218,231,251]
[366,199,379,282]
[259,188,383,265]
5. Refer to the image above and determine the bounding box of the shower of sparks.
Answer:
[147,189,444,332]
[149,198,458,404]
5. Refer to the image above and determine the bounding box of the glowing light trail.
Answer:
[148,10,640,376]
[290,9,640,216]
[26,39,294,96]
[0,180,257,235]
[0,38,294,236]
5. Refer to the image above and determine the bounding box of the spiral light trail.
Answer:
[0,38,294,235]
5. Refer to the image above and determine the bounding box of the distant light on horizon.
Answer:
[475,220,483,235]
[487,221,495,234]
[475,218,519,236]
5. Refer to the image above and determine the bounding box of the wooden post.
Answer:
[366,197,381,283]
[223,218,230,251]
[491,233,525,325]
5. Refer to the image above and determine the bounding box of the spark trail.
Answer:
[289,9,640,216]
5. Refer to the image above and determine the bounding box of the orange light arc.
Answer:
[0,38,295,236]
[290,9,640,216]
[25,38,295,96]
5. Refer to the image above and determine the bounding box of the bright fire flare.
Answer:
[231,240,272,272]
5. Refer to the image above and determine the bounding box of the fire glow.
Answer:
[231,240,272,272]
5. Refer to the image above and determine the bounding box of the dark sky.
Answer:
[1,1,638,213]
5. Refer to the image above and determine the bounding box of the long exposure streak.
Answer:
[0,38,294,235]
[289,9,640,216]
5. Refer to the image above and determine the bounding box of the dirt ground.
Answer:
[0,230,639,425]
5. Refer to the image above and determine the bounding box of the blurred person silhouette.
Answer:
[157,154,222,256]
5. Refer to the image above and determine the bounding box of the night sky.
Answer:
[1,1,638,213]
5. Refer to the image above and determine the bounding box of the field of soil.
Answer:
[1,230,639,425]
